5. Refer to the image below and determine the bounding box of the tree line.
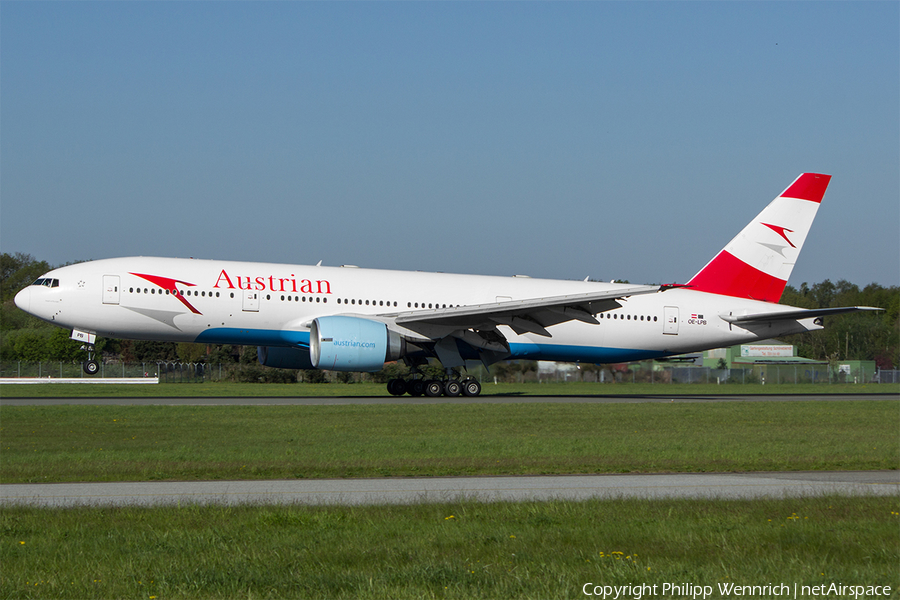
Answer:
[2,252,898,369]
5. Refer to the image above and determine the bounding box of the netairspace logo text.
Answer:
[582,582,893,599]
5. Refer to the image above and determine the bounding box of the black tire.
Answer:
[408,379,425,397]
[444,380,462,397]
[387,379,406,396]
[462,378,481,397]
[83,360,100,375]
[424,380,443,397]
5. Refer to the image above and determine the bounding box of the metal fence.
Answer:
[2,361,897,386]
[536,363,897,385]
[0,361,219,382]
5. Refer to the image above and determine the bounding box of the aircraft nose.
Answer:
[14,286,31,313]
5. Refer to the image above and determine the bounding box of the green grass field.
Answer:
[2,393,897,599]
[1,380,897,397]
[2,401,897,483]
[2,496,897,599]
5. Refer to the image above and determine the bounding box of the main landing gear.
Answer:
[386,377,482,397]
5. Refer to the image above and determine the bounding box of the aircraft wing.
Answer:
[391,284,660,337]
[720,306,883,324]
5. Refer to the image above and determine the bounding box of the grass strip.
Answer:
[2,495,897,599]
[2,401,897,483]
[1,381,897,397]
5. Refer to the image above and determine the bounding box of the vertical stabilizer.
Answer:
[686,173,831,303]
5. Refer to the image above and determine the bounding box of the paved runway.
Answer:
[1,393,896,406]
[2,471,897,508]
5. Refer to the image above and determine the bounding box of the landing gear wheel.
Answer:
[424,380,443,397]
[386,379,407,396]
[462,379,481,397]
[443,380,462,397]
[83,360,100,375]
[408,379,425,397]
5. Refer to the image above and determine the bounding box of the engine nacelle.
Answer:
[310,316,406,372]
[257,346,314,370]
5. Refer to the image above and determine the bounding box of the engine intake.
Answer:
[310,316,406,372]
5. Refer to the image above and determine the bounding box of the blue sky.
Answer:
[2,2,897,288]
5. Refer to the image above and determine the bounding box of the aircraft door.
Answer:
[102,275,120,305]
[663,306,679,335]
[242,289,260,312]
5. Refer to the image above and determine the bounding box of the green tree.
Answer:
[176,342,208,363]
[780,280,899,367]
[1,252,50,302]
[132,341,178,362]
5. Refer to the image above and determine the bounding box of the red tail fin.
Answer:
[686,173,830,302]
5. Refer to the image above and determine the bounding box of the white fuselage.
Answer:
[15,256,819,365]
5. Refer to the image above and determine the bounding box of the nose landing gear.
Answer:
[81,344,99,375]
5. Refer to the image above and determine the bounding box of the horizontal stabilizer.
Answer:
[720,306,883,324]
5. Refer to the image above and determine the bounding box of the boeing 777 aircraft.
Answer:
[15,173,880,397]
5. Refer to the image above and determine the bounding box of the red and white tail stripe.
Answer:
[687,173,831,303]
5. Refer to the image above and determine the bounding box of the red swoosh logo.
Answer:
[761,223,796,248]
[130,272,202,315]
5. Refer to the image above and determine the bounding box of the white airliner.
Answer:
[15,173,880,396]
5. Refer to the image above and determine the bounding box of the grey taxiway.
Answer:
[3,472,897,509]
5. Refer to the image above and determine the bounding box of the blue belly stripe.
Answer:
[507,342,666,364]
[195,328,310,348]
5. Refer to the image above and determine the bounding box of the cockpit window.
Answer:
[30,278,59,287]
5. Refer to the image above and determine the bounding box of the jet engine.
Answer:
[310,316,406,372]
